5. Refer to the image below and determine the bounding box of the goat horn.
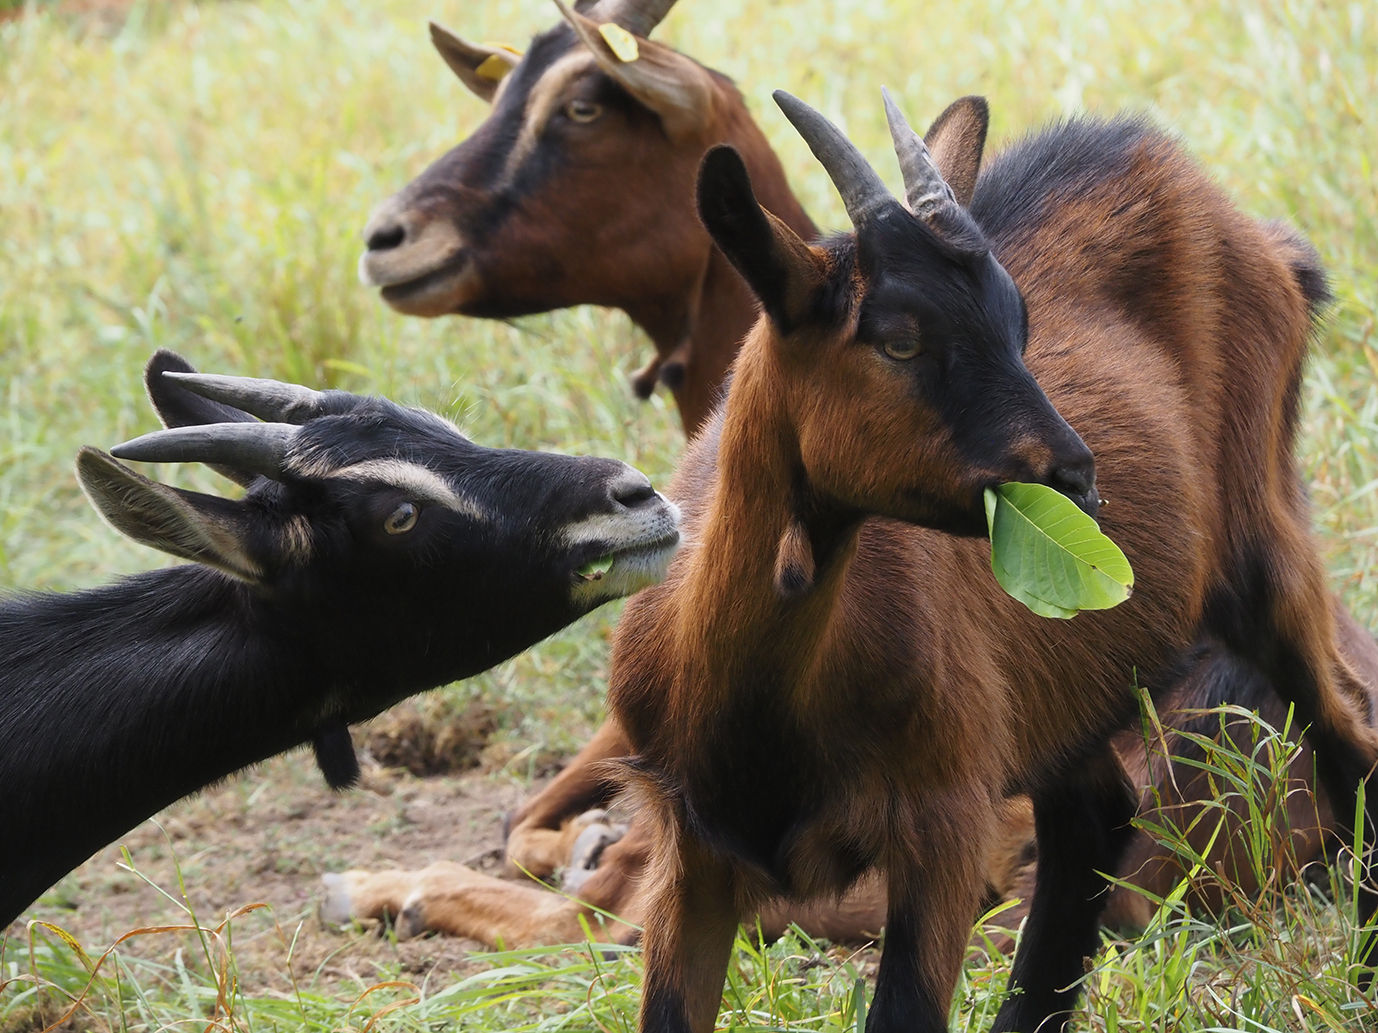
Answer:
[882,87,956,218]
[161,372,327,425]
[773,90,894,228]
[110,423,298,479]
[584,0,676,38]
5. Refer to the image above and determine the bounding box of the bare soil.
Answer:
[6,747,546,997]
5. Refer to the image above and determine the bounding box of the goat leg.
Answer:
[867,796,992,1033]
[992,745,1136,1033]
[639,829,740,1033]
[320,860,639,947]
[505,718,632,877]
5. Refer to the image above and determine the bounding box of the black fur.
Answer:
[969,115,1158,246]
[0,351,677,927]
[867,900,949,1033]
[313,722,361,790]
[993,747,1137,1032]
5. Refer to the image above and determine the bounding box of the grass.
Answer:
[1,0,1377,1027]
[3,706,1374,1031]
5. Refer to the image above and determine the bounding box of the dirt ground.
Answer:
[6,745,548,996]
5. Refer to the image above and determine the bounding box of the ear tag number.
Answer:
[985,482,1133,618]
[598,22,640,62]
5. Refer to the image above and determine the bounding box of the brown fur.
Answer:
[594,114,1377,1033]
[337,125,1378,1011]
[361,16,813,434]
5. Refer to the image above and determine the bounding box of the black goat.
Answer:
[0,349,680,927]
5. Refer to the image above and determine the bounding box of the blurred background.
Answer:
[1,0,1376,1026]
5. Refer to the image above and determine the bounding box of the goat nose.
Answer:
[611,469,658,509]
[366,223,406,252]
[1048,452,1100,518]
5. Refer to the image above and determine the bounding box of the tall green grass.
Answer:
[2,0,1377,1027]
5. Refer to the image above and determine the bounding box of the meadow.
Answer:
[1,0,1377,1028]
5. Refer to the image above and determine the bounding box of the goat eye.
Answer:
[384,502,419,535]
[883,338,922,361]
[565,100,603,123]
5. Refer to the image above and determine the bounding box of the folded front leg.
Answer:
[506,718,632,877]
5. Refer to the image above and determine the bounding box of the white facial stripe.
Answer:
[331,459,487,521]
[502,51,599,186]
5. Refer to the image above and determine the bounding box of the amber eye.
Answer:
[883,338,922,361]
[565,99,603,123]
[384,502,419,535]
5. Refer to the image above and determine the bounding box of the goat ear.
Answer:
[76,447,265,584]
[429,21,519,103]
[697,145,824,332]
[923,96,988,208]
[556,0,713,141]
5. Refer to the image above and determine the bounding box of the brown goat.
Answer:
[358,0,812,433]
[356,0,1378,941]
[593,93,1378,1033]
[324,602,1378,953]
[334,92,1378,1030]
[338,26,1378,964]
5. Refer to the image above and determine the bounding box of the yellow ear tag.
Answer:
[598,22,640,62]
[475,54,513,81]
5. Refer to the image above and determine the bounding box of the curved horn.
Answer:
[110,423,299,480]
[583,0,676,38]
[772,90,894,227]
[881,87,956,218]
[162,371,327,425]
[143,350,260,487]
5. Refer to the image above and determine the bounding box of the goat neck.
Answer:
[676,336,863,680]
[0,571,312,925]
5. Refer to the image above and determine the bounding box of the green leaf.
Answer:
[577,555,614,580]
[985,482,1133,617]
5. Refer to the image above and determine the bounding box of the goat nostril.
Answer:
[366,224,406,252]
[1048,457,1099,516]
[1052,462,1094,498]
[613,482,657,509]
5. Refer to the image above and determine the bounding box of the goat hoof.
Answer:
[319,872,359,926]
[396,897,427,941]
[562,821,621,890]
[563,864,595,894]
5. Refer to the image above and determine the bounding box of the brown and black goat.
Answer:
[595,92,1378,1033]
[357,0,812,433]
[0,350,679,929]
[354,0,1378,948]
[324,602,1378,952]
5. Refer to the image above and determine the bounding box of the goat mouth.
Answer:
[369,254,479,317]
[980,480,1102,526]
[571,531,682,601]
